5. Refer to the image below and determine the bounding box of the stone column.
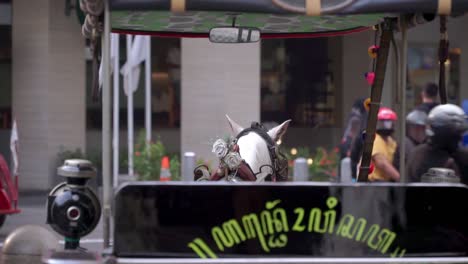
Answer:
[181,39,260,178]
[12,0,85,191]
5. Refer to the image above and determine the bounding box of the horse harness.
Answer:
[194,122,289,182]
[235,122,289,181]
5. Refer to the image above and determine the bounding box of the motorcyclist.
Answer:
[339,98,368,179]
[393,110,427,168]
[416,82,439,114]
[407,104,468,183]
[367,107,400,182]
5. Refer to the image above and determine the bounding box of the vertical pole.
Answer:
[102,0,112,248]
[145,36,152,142]
[358,18,394,182]
[113,33,120,188]
[438,15,449,104]
[126,35,134,177]
[399,19,408,181]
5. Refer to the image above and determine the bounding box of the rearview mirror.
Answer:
[209,27,261,43]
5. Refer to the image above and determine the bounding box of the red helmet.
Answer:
[378,107,398,121]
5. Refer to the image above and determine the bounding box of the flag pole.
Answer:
[145,36,152,143]
[126,35,134,178]
[399,18,408,182]
[112,33,120,188]
[102,0,112,248]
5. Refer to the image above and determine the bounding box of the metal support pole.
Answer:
[102,0,112,248]
[358,18,394,182]
[115,257,468,264]
[438,15,449,104]
[126,35,134,177]
[399,18,408,181]
[145,36,152,142]
[113,33,120,189]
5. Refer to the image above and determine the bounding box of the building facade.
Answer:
[1,1,468,191]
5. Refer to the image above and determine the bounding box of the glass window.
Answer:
[261,38,336,127]
[261,38,340,182]
[86,37,181,130]
[0,24,11,129]
[408,44,461,108]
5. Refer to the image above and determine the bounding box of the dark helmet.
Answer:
[377,107,397,132]
[406,110,427,126]
[426,104,468,138]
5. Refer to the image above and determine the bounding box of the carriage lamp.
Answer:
[46,159,101,250]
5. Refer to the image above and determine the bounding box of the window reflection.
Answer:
[86,37,181,129]
[0,25,11,129]
[261,39,336,128]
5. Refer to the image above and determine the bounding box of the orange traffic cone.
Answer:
[160,156,171,182]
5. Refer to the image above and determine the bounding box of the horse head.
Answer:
[226,115,291,182]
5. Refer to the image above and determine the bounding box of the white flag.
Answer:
[10,119,18,176]
[98,33,120,90]
[120,35,149,95]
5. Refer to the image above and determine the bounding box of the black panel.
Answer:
[109,0,468,14]
[113,183,468,258]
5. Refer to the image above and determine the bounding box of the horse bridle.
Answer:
[235,122,289,182]
[194,122,289,182]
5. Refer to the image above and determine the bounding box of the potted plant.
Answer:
[285,146,339,181]
[132,131,180,181]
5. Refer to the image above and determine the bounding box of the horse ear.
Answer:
[268,119,291,142]
[226,115,244,136]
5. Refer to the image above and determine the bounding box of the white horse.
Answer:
[226,115,291,182]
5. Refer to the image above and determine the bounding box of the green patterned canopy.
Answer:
[111,11,385,35]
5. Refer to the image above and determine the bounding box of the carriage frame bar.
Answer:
[101,0,468,262]
[114,257,468,263]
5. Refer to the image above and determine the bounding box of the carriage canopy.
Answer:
[110,0,468,37]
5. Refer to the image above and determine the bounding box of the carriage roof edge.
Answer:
[108,0,468,16]
[106,0,467,38]
[97,0,466,249]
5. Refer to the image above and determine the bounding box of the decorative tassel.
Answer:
[365,72,375,85]
[368,45,380,59]
[363,98,371,111]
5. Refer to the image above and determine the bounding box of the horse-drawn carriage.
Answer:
[50,0,468,263]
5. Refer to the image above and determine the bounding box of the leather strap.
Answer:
[306,0,321,16]
[437,0,452,15]
[171,0,186,12]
